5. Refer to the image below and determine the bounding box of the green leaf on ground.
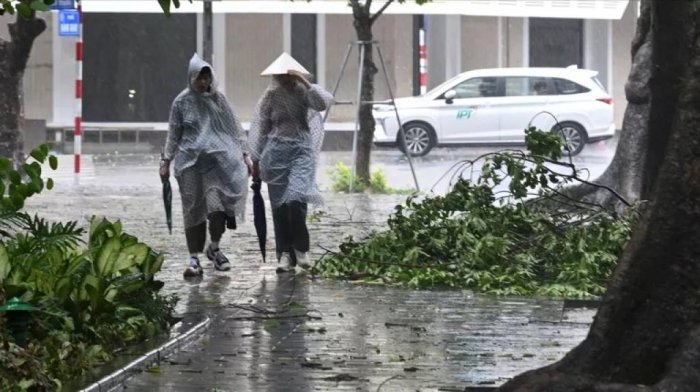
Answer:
[146,366,163,374]
[264,319,280,333]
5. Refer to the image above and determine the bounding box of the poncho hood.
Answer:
[188,53,218,94]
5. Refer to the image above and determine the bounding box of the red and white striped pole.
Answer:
[74,0,83,174]
[419,27,427,95]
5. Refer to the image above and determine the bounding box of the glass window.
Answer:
[553,78,590,95]
[505,77,551,97]
[449,77,501,99]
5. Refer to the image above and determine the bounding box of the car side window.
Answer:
[451,77,500,98]
[504,77,551,97]
[553,78,590,95]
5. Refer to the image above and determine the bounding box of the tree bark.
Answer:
[0,11,46,163]
[567,0,651,210]
[500,2,700,390]
[570,0,694,211]
[351,0,378,186]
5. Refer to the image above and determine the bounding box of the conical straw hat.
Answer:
[260,52,310,76]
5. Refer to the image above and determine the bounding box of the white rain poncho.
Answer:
[164,53,248,229]
[249,80,333,208]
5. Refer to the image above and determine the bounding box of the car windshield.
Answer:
[423,73,468,98]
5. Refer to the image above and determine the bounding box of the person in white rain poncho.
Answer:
[249,53,333,272]
[160,53,253,277]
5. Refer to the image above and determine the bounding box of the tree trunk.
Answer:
[641,0,694,199]
[500,2,700,390]
[0,46,23,163]
[568,0,651,209]
[571,0,693,211]
[351,2,377,187]
[0,12,46,163]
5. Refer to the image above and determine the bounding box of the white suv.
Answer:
[373,67,615,156]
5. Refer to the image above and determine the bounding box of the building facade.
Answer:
[2,0,637,151]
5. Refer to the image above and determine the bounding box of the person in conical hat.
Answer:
[249,52,333,273]
[160,53,254,278]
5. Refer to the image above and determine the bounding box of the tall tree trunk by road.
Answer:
[500,2,700,390]
[570,0,691,210]
[350,0,379,187]
[0,11,46,163]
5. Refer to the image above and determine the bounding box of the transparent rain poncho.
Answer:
[164,53,248,229]
[248,79,333,208]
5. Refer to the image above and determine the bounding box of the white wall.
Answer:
[52,12,78,127]
[461,16,499,71]
[584,19,611,91]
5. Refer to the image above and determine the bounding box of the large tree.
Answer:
[501,1,700,390]
[565,0,687,211]
[0,1,48,163]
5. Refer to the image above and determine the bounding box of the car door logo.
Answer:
[457,108,475,119]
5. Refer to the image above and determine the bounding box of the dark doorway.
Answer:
[291,14,317,80]
[83,13,196,122]
[529,18,583,68]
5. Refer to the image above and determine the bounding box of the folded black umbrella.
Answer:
[251,178,267,262]
[162,176,172,235]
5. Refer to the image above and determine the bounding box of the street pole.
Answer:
[419,22,427,95]
[203,0,213,64]
[75,0,83,175]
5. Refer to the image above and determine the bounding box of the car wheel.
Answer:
[552,122,587,156]
[397,122,436,157]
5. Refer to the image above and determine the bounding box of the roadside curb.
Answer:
[79,317,211,392]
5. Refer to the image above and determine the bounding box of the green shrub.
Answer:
[329,162,412,194]
[0,145,175,390]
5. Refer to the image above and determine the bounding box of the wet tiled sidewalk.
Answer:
[119,272,592,392]
[24,156,595,391]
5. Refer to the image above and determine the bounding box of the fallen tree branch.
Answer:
[317,244,454,270]
[435,150,631,209]
[544,186,616,213]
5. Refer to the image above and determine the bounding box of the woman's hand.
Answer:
[287,69,311,88]
[159,159,170,179]
[244,155,254,177]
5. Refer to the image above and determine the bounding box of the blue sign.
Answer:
[51,0,75,10]
[58,9,80,37]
